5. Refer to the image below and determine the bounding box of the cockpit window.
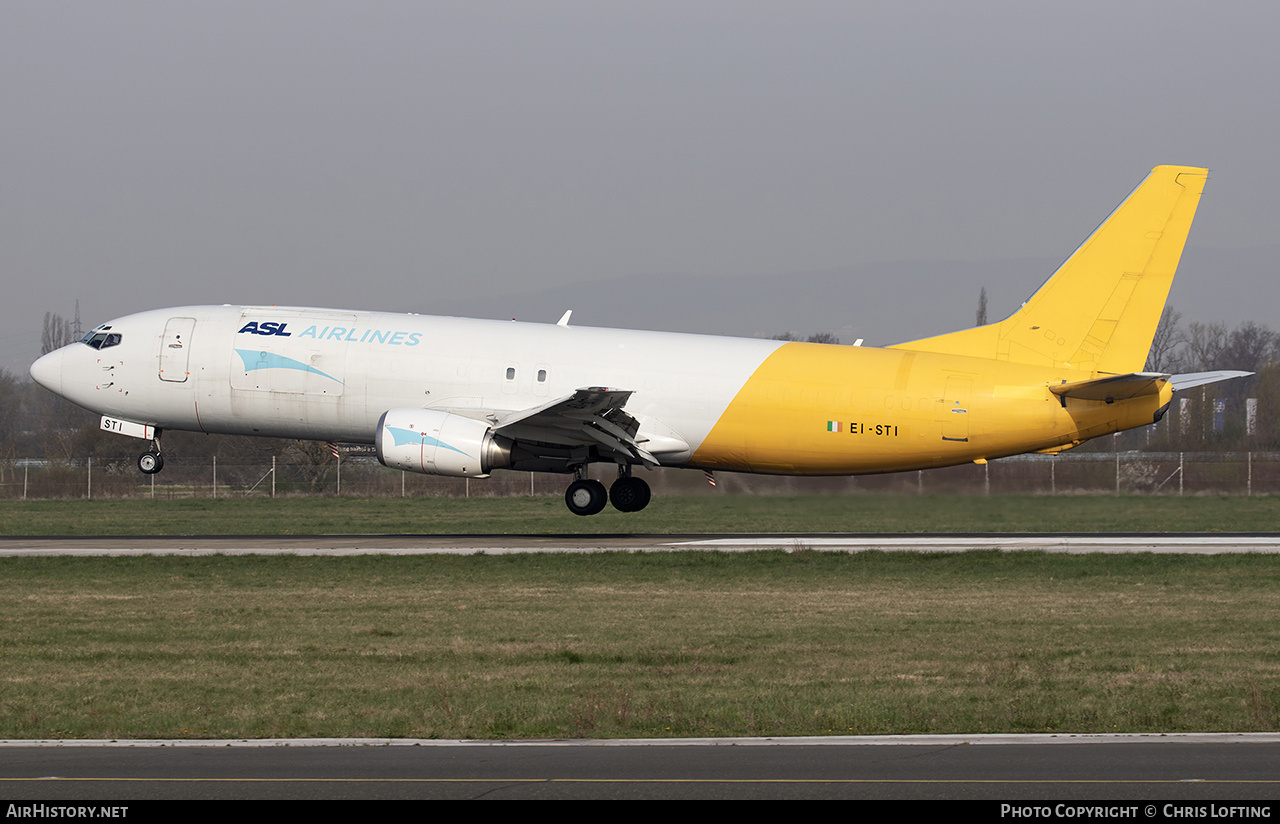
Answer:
[81,331,122,350]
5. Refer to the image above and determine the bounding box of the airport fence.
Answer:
[3,451,1280,499]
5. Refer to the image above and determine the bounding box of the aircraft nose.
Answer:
[29,349,64,395]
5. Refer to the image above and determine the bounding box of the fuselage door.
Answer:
[159,317,196,383]
[940,375,972,442]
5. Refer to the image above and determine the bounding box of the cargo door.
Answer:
[940,375,971,442]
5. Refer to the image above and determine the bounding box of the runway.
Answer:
[4,735,1280,801]
[3,532,1280,555]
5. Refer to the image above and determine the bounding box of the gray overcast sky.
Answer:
[3,1,1279,373]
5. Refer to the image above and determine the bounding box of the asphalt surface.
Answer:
[3,735,1280,801]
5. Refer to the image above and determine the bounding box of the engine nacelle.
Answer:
[375,409,512,478]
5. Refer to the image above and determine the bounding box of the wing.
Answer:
[491,386,660,467]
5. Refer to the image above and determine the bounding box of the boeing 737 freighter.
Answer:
[29,166,1248,514]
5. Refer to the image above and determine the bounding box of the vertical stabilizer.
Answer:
[892,166,1209,374]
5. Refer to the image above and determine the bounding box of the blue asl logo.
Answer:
[238,322,292,336]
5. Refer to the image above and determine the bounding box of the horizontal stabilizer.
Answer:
[1169,370,1254,391]
[1049,372,1170,403]
[1049,369,1253,404]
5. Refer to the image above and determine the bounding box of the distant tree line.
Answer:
[769,331,842,344]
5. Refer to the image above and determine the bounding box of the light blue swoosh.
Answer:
[387,426,469,456]
[235,349,343,384]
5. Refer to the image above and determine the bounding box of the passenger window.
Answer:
[506,367,516,380]
[538,369,547,382]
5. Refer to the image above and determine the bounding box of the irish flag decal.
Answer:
[826,421,841,432]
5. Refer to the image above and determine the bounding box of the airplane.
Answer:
[29,165,1250,515]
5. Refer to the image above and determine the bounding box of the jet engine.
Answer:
[375,409,512,478]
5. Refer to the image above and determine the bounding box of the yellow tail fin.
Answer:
[891,165,1209,374]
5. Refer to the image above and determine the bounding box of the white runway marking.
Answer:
[4,732,1280,747]
[2,535,1280,556]
[670,536,1280,554]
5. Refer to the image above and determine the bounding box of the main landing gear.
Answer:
[564,466,651,516]
[565,477,608,516]
[609,474,651,513]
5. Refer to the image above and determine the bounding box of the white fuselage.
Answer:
[31,305,784,466]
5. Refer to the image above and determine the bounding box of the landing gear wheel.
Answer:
[565,479,608,516]
[609,476,651,512]
[138,451,164,475]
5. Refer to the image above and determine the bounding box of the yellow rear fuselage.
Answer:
[692,341,1171,474]
[686,164,1209,478]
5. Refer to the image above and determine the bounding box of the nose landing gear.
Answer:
[137,435,164,475]
[137,451,164,474]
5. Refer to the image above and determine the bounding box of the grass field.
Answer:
[3,551,1279,739]
[2,493,1279,535]
[3,494,1278,740]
